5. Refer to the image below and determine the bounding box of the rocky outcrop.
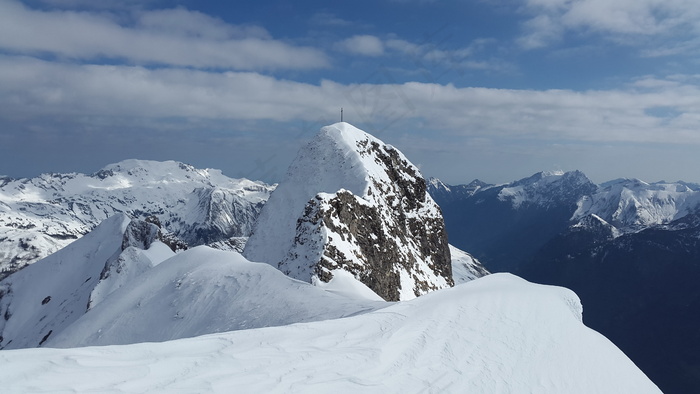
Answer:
[245,123,453,301]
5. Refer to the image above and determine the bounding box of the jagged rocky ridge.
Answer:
[245,123,456,301]
[0,160,274,278]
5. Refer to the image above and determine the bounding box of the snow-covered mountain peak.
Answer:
[427,176,448,190]
[498,170,597,209]
[245,122,453,301]
[573,178,700,232]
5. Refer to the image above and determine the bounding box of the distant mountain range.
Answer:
[429,172,700,393]
[0,159,275,278]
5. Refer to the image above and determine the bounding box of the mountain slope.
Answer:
[572,178,700,232]
[47,246,387,348]
[0,214,131,350]
[245,122,453,301]
[0,159,274,277]
[0,274,661,393]
[0,211,386,350]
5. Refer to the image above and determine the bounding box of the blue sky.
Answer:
[1,0,700,184]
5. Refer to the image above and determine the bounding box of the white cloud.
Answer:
[517,14,564,49]
[310,12,353,27]
[0,1,328,70]
[336,35,385,56]
[137,7,271,40]
[518,0,700,51]
[1,55,699,146]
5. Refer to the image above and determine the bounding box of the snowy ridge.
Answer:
[427,177,491,205]
[245,123,453,301]
[0,213,385,350]
[48,246,387,348]
[571,213,621,239]
[0,213,131,350]
[573,178,700,232]
[0,159,274,276]
[0,274,660,393]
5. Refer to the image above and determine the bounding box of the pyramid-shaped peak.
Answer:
[245,123,451,301]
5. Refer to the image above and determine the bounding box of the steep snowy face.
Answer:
[572,178,700,232]
[0,159,274,277]
[0,213,176,350]
[498,170,598,209]
[245,122,453,301]
[450,245,490,284]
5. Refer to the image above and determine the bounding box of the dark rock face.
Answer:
[122,220,160,251]
[121,217,187,255]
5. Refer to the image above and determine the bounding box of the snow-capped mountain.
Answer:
[497,170,598,209]
[245,123,455,301]
[0,273,661,393]
[573,178,700,232]
[0,214,156,349]
[433,171,597,273]
[432,171,700,272]
[0,159,274,278]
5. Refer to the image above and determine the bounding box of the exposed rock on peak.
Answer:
[122,219,160,251]
[245,123,453,301]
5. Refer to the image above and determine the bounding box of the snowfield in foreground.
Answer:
[0,274,660,393]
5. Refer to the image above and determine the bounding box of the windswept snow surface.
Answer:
[0,274,660,393]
